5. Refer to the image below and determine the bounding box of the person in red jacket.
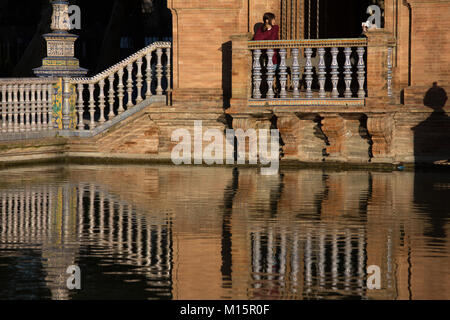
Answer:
[253,12,279,67]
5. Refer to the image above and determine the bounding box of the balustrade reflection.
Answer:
[0,167,448,300]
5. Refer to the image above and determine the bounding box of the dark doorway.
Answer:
[305,0,377,39]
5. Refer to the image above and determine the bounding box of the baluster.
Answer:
[156,48,163,95]
[24,84,31,132]
[35,84,42,131]
[77,83,84,130]
[126,63,134,108]
[344,47,353,98]
[98,79,106,124]
[357,230,365,293]
[41,84,48,130]
[1,85,6,133]
[42,84,48,130]
[332,230,338,290]
[117,69,125,114]
[252,49,262,99]
[330,47,339,98]
[305,48,313,98]
[7,85,13,133]
[279,48,288,98]
[318,47,326,98]
[45,84,52,130]
[30,84,36,131]
[136,58,143,103]
[13,84,19,132]
[88,83,96,129]
[165,48,171,93]
[266,49,275,99]
[145,52,153,98]
[18,84,25,132]
[387,46,393,98]
[319,229,326,288]
[44,83,53,130]
[357,47,366,98]
[344,229,352,291]
[108,75,115,120]
[292,48,300,98]
[305,230,312,292]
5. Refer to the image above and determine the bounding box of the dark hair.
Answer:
[262,12,276,31]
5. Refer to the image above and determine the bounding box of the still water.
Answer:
[0,165,449,300]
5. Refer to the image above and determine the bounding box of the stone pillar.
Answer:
[321,115,345,161]
[33,1,87,131]
[230,33,253,109]
[232,115,272,163]
[34,0,87,78]
[367,113,394,163]
[277,113,326,162]
[167,0,248,107]
[321,114,371,163]
[365,29,396,103]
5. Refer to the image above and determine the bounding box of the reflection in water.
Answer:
[0,165,449,300]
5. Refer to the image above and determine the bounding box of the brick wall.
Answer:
[408,0,450,87]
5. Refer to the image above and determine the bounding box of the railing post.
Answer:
[279,49,288,98]
[330,47,339,98]
[1,85,6,133]
[365,30,396,100]
[145,53,153,99]
[77,83,84,130]
[357,47,366,98]
[7,85,13,133]
[318,47,326,98]
[30,84,36,132]
[252,49,262,99]
[156,48,163,95]
[229,33,253,107]
[305,48,313,98]
[165,48,171,94]
[62,78,72,130]
[292,48,300,98]
[47,83,53,130]
[344,47,353,98]
[266,49,275,99]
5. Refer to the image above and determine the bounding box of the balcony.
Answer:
[229,31,396,111]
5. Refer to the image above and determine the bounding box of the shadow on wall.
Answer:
[222,41,232,109]
[412,82,450,164]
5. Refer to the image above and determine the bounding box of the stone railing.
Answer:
[69,41,171,132]
[0,78,57,138]
[248,38,369,106]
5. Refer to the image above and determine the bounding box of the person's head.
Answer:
[263,12,276,29]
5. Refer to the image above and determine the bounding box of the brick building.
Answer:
[0,0,449,165]
[166,0,449,164]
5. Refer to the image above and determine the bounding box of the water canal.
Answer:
[0,165,448,299]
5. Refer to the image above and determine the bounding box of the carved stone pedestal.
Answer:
[277,113,326,162]
[321,114,371,163]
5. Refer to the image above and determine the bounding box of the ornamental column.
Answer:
[34,1,87,130]
[33,0,87,77]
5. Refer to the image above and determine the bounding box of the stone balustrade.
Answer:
[70,41,171,132]
[248,38,370,105]
[0,78,57,137]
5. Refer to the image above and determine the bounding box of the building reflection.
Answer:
[0,166,449,299]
